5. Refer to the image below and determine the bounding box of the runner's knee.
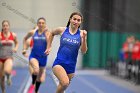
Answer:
[60,79,70,89]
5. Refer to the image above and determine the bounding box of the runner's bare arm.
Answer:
[13,32,19,52]
[80,30,88,54]
[23,30,34,50]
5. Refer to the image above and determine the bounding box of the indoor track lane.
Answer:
[4,69,138,93]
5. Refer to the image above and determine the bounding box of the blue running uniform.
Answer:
[53,27,81,74]
[29,30,47,67]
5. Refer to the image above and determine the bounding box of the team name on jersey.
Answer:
[34,36,46,40]
[2,43,13,46]
[63,37,79,44]
[1,41,13,46]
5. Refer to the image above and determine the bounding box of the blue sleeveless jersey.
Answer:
[31,30,47,57]
[55,27,81,65]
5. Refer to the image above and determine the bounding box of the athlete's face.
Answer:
[70,15,82,28]
[2,22,10,32]
[37,19,46,30]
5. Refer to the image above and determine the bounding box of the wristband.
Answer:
[22,49,27,55]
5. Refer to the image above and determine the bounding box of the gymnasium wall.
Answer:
[81,0,140,68]
[83,31,140,68]
[0,0,82,68]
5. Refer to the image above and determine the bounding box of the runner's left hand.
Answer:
[44,48,51,55]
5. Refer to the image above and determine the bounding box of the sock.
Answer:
[6,73,9,78]
[35,81,41,92]
[32,75,37,85]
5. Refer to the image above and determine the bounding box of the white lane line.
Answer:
[23,76,32,93]
[17,73,31,93]
[51,72,59,85]
[76,76,105,93]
